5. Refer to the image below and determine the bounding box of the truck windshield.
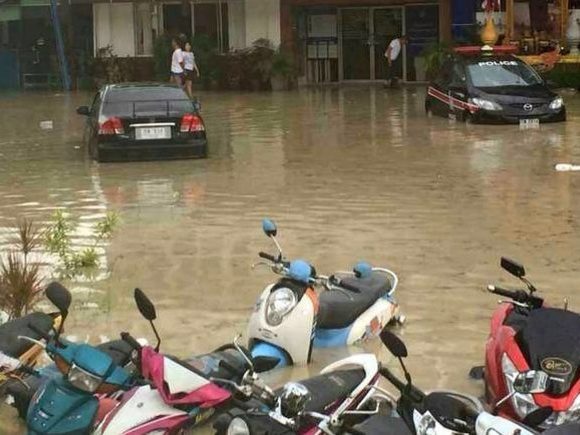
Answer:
[467,60,543,88]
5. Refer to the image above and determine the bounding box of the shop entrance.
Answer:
[339,7,403,81]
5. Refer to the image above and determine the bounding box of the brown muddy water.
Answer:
[0,87,579,433]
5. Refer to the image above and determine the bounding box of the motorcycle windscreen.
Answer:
[140,346,231,407]
[516,308,580,394]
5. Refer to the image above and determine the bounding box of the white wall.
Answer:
[93,3,136,57]
[244,0,280,47]
[228,0,246,50]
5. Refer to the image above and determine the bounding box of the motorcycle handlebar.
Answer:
[379,366,407,393]
[121,332,142,351]
[258,252,277,262]
[487,285,528,302]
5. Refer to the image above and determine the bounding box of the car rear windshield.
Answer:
[102,87,194,117]
[466,60,543,88]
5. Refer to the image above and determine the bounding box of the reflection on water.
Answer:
[0,87,579,432]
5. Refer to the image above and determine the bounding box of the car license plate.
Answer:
[519,118,540,130]
[0,351,20,372]
[135,126,171,140]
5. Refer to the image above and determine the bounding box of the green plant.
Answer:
[90,45,135,87]
[154,34,173,81]
[0,219,44,319]
[271,49,294,77]
[44,210,119,278]
[543,63,580,89]
[421,42,454,81]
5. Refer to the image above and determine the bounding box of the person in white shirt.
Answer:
[384,35,408,87]
[170,38,185,86]
[183,41,200,99]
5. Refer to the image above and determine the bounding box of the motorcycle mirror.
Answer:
[262,218,277,238]
[134,288,157,321]
[45,282,72,319]
[252,356,280,373]
[501,257,526,278]
[279,382,311,418]
[513,370,549,395]
[133,288,161,351]
[379,328,408,358]
[523,406,553,428]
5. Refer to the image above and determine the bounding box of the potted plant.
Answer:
[270,50,294,91]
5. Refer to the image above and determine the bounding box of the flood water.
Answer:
[1,86,579,433]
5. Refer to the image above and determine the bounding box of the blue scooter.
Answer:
[23,282,136,435]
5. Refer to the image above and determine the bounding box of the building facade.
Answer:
[0,0,454,87]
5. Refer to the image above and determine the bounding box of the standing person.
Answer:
[170,37,185,86]
[183,42,200,99]
[384,35,408,88]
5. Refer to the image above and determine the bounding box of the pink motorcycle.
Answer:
[95,289,278,435]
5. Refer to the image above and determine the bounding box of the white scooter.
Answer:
[248,219,402,367]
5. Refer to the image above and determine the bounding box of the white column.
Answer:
[93,2,136,57]
[244,0,280,47]
[227,0,246,50]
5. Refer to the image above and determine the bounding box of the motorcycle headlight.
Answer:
[265,288,296,326]
[68,364,103,393]
[471,97,502,111]
[549,96,564,110]
[502,354,539,418]
[227,417,250,435]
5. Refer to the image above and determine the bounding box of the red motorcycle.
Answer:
[482,257,580,428]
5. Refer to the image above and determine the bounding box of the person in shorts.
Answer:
[384,35,408,88]
[170,38,185,86]
[183,41,200,99]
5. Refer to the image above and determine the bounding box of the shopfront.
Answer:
[281,0,450,84]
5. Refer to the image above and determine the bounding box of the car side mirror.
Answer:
[501,257,526,278]
[379,328,408,358]
[513,371,548,394]
[76,106,90,116]
[134,288,157,321]
[262,218,277,238]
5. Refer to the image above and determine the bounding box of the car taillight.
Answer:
[180,113,205,132]
[99,117,124,135]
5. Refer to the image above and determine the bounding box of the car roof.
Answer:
[104,82,182,91]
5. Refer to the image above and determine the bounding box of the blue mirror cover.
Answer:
[288,260,312,284]
[353,262,372,279]
[262,218,277,236]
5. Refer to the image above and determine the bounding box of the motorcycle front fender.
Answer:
[27,376,98,434]
[247,285,315,366]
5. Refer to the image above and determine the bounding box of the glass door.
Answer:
[340,8,370,80]
[372,8,403,81]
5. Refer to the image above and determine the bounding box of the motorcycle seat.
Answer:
[282,368,365,413]
[349,414,412,435]
[317,272,392,329]
[0,312,54,358]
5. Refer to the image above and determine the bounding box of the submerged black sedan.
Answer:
[77,83,207,162]
[425,51,566,125]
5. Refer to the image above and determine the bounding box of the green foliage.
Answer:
[154,34,173,81]
[543,63,580,89]
[0,219,44,319]
[89,46,135,87]
[152,35,297,91]
[44,210,119,278]
[421,42,454,81]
